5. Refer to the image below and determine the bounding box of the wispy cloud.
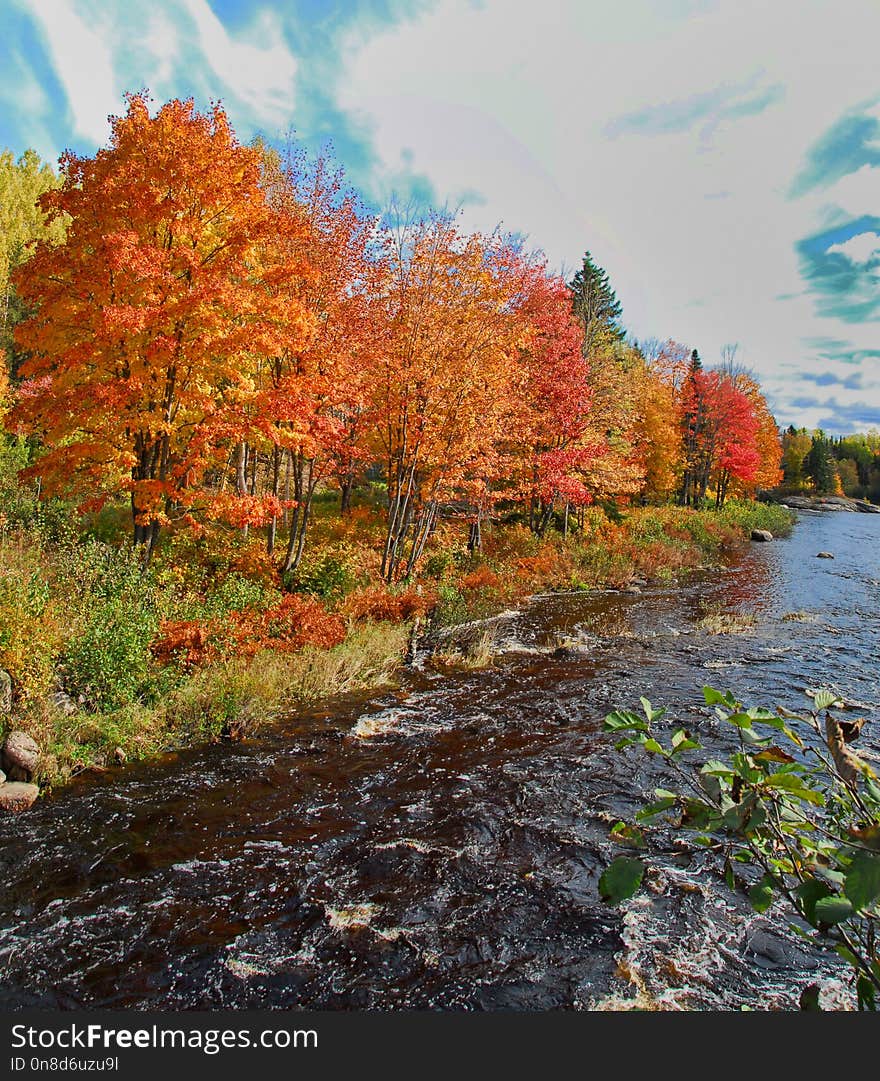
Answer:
[604,78,783,141]
[796,216,880,323]
[26,0,118,144]
[790,99,880,197]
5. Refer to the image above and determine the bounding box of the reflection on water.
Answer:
[0,512,877,1010]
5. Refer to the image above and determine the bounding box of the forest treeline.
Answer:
[0,95,802,779]
[781,428,880,500]
[1,95,786,572]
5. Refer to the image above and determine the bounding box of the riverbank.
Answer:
[0,499,793,793]
[6,506,872,1012]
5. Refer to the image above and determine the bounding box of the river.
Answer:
[1,510,877,1011]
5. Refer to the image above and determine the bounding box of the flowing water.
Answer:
[1,511,878,1011]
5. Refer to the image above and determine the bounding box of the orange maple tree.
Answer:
[373,216,533,579]
[10,94,314,561]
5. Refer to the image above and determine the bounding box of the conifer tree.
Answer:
[567,250,625,354]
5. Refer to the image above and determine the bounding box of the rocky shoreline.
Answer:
[771,494,880,514]
[0,729,40,814]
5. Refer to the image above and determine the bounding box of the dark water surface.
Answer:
[1,511,878,1010]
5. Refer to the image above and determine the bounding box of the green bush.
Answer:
[62,596,159,712]
[718,498,794,538]
[601,686,880,1010]
[423,550,453,579]
[286,549,356,602]
[430,583,469,627]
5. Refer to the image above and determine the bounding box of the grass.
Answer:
[697,603,758,635]
[13,621,409,787]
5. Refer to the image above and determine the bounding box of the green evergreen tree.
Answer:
[804,431,837,494]
[567,250,625,354]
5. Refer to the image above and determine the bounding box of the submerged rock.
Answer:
[1,730,41,781]
[751,529,773,542]
[816,552,835,559]
[0,781,39,814]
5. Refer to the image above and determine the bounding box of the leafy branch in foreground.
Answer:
[600,686,880,1010]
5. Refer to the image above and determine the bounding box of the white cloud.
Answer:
[180,0,297,125]
[827,232,880,264]
[20,1,298,148]
[334,0,880,429]
[27,0,117,144]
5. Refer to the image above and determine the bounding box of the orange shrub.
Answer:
[154,594,345,668]
[343,584,435,623]
[459,566,500,591]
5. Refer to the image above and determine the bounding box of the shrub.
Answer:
[62,595,159,711]
[0,536,62,700]
[601,686,880,1010]
[286,548,356,602]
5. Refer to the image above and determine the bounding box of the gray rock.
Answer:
[1,730,40,780]
[816,552,835,559]
[0,781,39,814]
[743,926,804,968]
[0,670,11,714]
[51,690,77,716]
[751,529,773,541]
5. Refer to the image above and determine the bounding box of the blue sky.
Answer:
[1,0,879,433]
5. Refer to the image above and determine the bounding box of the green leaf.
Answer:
[856,976,876,1012]
[811,688,839,711]
[724,858,735,890]
[762,773,824,805]
[749,875,774,912]
[671,728,699,753]
[813,896,853,926]
[643,738,666,755]
[836,944,860,968]
[604,710,648,732]
[610,821,646,849]
[844,852,880,911]
[599,856,645,905]
[703,686,737,708]
[639,696,662,723]
[727,712,754,729]
[636,795,677,822]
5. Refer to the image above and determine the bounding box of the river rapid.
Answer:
[1,510,878,1011]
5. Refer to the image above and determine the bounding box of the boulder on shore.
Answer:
[751,529,773,542]
[816,552,835,559]
[0,781,39,814]
[0,670,11,715]
[1,730,41,781]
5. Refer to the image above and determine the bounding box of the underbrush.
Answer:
[0,496,793,787]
